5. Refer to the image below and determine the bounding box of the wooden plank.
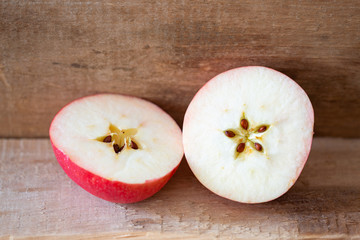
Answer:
[1,233,217,240]
[0,232,355,240]
[0,0,359,138]
[0,138,359,239]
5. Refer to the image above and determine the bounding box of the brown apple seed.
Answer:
[113,144,122,153]
[258,126,267,133]
[103,135,112,143]
[130,140,138,150]
[236,143,246,153]
[240,119,248,130]
[254,143,262,151]
[225,130,235,138]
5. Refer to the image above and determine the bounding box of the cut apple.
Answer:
[183,66,314,203]
[50,94,183,203]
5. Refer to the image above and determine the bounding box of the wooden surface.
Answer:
[1,0,360,138]
[0,138,359,239]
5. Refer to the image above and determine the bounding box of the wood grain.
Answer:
[0,138,359,239]
[0,0,359,138]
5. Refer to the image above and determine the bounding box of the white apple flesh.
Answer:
[183,66,314,203]
[50,94,183,203]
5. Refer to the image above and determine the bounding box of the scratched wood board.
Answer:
[0,0,360,138]
[0,138,359,239]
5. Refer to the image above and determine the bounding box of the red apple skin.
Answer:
[51,140,179,204]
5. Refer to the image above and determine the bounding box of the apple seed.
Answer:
[113,144,123,153]
[236,143,246,153]
[225,130,235,138]
[130,140,139,150]
[240,119,248,130]
[103,135,112,143]
[254,143,262,151]
[258,126,267,133]
[223,115,270,158]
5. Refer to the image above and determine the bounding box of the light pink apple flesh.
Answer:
[183,66,314,203]
[50,94,183,203]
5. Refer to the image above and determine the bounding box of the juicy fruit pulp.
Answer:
[183,66,314,203]
[50,94,183,203]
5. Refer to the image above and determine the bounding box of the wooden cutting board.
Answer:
[0,138,359,239]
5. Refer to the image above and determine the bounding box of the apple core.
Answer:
[96,123,141,154]
[224,114,270,159]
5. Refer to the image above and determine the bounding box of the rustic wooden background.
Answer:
[1,0,360,138]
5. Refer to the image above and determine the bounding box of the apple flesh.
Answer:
[183,66,314,203]
[50,94,183,203]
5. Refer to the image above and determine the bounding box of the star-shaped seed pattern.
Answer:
[96,123,140,154]
[224,114,269,159]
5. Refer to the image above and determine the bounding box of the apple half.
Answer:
[183,66,314,203]
[50,94,183,203]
